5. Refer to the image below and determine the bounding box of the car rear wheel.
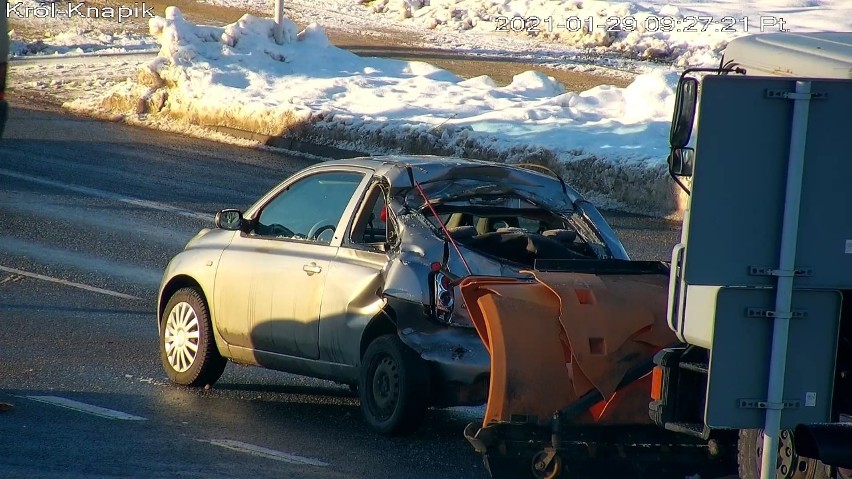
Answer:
[160,287,226,387]
[738,429,831,479]
[358,334,430,436]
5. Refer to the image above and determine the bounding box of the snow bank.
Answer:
[67,7,687,217]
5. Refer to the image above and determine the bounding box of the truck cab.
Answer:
[654,32,852,479]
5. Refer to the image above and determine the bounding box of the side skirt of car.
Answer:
[225,344,359,385]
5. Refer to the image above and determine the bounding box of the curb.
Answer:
[205,124,368,159]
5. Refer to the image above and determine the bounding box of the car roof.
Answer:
[317,155,568,186]
[312,155,582,210]
[318,155,493,171]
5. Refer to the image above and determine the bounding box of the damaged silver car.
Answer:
[156,155,630,435]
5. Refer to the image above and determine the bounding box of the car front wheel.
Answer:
[358,334,430,436]
[160,287,226,387]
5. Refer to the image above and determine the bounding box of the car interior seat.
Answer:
[478,216,519,234]
[447,226,478,239]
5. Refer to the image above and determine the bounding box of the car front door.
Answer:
[213,169,367,359]
[318,183,392,366]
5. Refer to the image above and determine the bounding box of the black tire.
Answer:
[159,287,227,387]
[738,429,831,479]
[358,334,430,436]
[530,450,562,479]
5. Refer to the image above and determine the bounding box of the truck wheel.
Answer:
[738,429,831,479]
[531,450,562,479]
[160,287,227,387]
[358,334,430,436]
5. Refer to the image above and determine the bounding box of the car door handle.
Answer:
[302,262,322,275]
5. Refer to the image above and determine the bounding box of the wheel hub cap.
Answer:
[370,356,399,419]
[164,301,201,373]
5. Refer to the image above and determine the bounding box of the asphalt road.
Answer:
[0,105,684,479]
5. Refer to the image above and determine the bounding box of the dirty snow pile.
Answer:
[67,7,683,215]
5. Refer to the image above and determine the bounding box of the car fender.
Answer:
[157,228,236,353]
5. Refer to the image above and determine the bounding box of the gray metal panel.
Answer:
[723,33,852,79]
[683,75,852,289]
[705,287,841,429]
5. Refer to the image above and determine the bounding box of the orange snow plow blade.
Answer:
[459,270,677,428]
[459,277,578,426]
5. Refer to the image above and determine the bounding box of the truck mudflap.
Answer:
[459,271,735,478]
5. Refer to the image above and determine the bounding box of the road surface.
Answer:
[0,105,684,479]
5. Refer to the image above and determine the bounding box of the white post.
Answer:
[273,0,285,44]
[759,80,812,479]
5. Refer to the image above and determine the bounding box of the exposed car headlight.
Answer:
[435,272,454,319]
[430,269,472,327]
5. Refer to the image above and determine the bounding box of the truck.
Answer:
[459,32,852,479]
[652,32,852,479]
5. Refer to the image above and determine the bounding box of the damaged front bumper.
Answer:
[386,296,490,407]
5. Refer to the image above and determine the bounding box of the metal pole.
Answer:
[273,0,285,44]
[759,80,812,479]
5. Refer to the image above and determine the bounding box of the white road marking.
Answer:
[0,265,143,301]
[0,168,210,221]
[202,439,330,467]
[21,396,147,421]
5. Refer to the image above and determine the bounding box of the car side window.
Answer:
[254,171,364,244]
[350,185,391,247]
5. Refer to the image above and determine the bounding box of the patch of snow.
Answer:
[9,29,156,57]
[13,0,850,216]
[200,0,852,67]
[67,8,686,215]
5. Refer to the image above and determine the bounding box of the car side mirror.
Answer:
[215,209,243,230]
[670,77,698,149]
[668,147,695,178]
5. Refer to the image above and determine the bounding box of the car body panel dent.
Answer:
[377,158,581,215]
[319,247,387,366]
[382,204,526,305]
[385,295,490,405]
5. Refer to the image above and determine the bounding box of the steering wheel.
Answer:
[308,219,336,241]
[266,223,295,238]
